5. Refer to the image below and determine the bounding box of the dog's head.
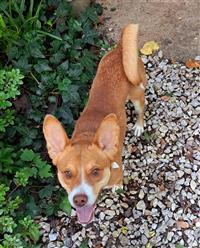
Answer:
[43,114,120,223]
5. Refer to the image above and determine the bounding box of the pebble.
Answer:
[49,232,58,242]
[136,200,146,210]
[190,180,197,191]
[177,170,184,178]
[105,210,115,217]
[139,189,145,199]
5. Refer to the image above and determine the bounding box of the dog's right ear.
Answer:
[43,115,70,165]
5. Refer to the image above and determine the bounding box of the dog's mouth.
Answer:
[75,204,96,224]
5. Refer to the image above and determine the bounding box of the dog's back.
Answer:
[72,24,142,145]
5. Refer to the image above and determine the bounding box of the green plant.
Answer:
[0,147,52,246]
[0,69,24,132]
[0,0,61,53]
[0,0,105,245]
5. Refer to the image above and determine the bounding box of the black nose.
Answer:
[73,194,88,207]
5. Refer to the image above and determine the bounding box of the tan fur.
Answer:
[43,23,147,206]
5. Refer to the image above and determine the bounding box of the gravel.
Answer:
[39,52,200,248]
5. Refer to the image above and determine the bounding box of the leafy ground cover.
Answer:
[0,0,106,246]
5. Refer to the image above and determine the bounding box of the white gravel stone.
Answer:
[136,200,146,210]
[138,189,145,199]
[190,180,197,191]
[49,232,58,242]
[105,210,115,217]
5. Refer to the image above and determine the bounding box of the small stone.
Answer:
[125,207,132,218]
[159,125,168,134]
[190,180,197,191]
[105,199,113,207]
[49,232,58,242]
[167,231,174,241]
[177,170,184,178]
[40,222,50,233]
[142,56,148,64]
[105,210,115,217]
[64,237,73,247]
[136,200,146,210]
[197,169,200,183]
[139,189,145,199]
[100,212,105,220]
[195,221,200,228]
[113,230,119,238]
[121,202,129,209]
[181,119,187,126]
[158,50,163,58]
[152,223,157,229]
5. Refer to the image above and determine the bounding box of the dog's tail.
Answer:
[122,23,140,85]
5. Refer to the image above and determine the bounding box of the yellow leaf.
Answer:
[185,59,200,68]
[140,41,159,55]
[121,226,128,235]
[149,230,156,238]
[146,242,151,248]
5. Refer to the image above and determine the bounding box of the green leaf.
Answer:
[30,46,45,58]
[80,239,89,248]
[59,196,71,215]
[115,188,125,194]
[28,223,40,242]
[176,244,184,248]
[20,149,35,161]
[143,132,151,142]
[34,60,52,73]
[35,157,52,178]
[39,185,55,199]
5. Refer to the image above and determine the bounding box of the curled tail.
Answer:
[122,24,140,85]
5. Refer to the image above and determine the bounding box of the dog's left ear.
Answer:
[94,113,120,160]
[43,115,70,164]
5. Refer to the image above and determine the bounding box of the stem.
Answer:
[7,185,19,198]
[30,71,40,85]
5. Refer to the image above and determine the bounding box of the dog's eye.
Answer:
[91,168,100,177]
[65,170,72,179]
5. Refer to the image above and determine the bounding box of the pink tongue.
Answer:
[76,204,95,224]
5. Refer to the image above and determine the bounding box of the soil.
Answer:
[97,0,200,62]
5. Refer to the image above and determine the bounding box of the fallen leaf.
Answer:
[185,147,193,161]
[121,226,128,235]
[140,41,159,55]
[146,242,151,248]
[171,59,177,64]
[161,95,170,101]
[160,138,166,146]
[149,230,156,238]
[159,183,165,192]
[177,220,189,229]
[185,59,200,68]
[131,145,138,153]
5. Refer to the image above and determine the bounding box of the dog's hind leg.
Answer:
[128,85,145,137]
[128,59,147,137]
[122,24,147,137]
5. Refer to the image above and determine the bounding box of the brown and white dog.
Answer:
[43,24,147,224]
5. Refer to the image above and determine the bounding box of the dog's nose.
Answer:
[73,194,88,207]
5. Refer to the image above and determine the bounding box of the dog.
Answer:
[43,24,147,224]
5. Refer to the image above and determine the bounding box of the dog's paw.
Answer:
[133,123,144,137]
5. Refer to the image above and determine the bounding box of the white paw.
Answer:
[133,123,144,137]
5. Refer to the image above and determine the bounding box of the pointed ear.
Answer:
[94,114,120,160]
[43,115,70,164]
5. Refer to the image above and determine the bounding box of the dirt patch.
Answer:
[97,0,200,62]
